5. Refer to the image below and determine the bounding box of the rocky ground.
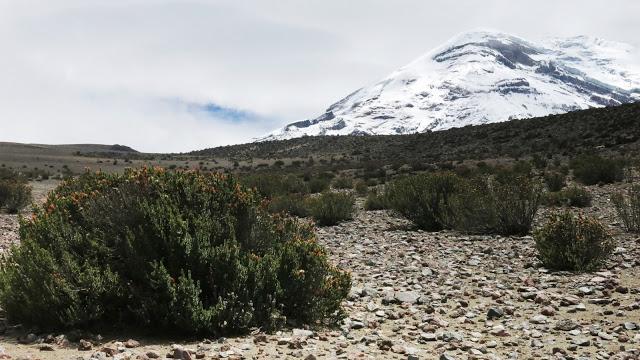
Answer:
[0,182,639,359]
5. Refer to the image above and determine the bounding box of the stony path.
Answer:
[0,184,639,359]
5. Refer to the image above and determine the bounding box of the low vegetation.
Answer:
[307,192,356,226]
[0,168,350,335]
[613,185,640,233]
[571,155,625,185]
[364,189,388,211]
[0,169,32,214]
[534,212,614,271]
[543,171,566,192]
[385,172,461,231]
[544,186,592,208]
[385,171,541,235]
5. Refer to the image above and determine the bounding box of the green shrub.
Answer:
[543,186,592,208]
[332,177,353,190]
[449,175,541,235]
[0,168,350,335]
[364,190,388,211]
[385,172,461,231]
[571,155,624,185]
[308,177,330,194]
[354,180,368,196]
[612,185,640,233]
[240,174,308,197]
[268,194,310,218]
[308,192,355,226]
[1,182,32,214]
[0,170,32,214]
[544,172,566,192]
[449,178,498,234]
[491,175,542,235]
[534,212,614,271]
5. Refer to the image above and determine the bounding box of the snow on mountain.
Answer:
[259,30,640,141]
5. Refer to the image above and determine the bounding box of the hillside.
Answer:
[193,102,640,165]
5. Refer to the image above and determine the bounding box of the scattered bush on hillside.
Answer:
[240,174,308,198]
[491,175,542,235]
[449,174,541,235]
[332,177,353,190]
[612,185,640,233]
[308,177,331,194]
[0,168,350,335]
[354,180,369,196]
[544,172,566,192]
[307,192,355,226]
[0,169,32,214]
[571,155,625,185]
[449,178,498,234]
[543,186,592,208]
[385,172,461,231]
[534,211,614,271]
[364,189,388,211]
[268,194,310,218]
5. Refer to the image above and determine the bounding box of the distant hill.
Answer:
[193,102,640,165]
[0,143,138,156]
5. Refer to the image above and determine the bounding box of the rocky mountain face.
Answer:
[260,30,640,141]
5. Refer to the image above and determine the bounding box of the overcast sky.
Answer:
[1,0,639,152]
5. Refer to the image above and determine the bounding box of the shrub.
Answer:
[240,174,308,198]
[449,175,541,235]
[544,172,566,192]
[612,185,640,233]
[364,190,388,211]
[308,177,330,194]
[543,186,592,208]
[385,172,461,231]
[571,155,624,185]
[354,180,368,196]
[449,178,498,234]
[534,212,614,271]
[268,194,310,218]
[0,169,32,214]
[0,168,350,335]
[491,175,542,235]
[0,181,32,214]
[332,177,353,190]
[308,192,355,226]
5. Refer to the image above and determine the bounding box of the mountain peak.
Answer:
[259,31,640,142]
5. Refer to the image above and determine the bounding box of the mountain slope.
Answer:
[260,30,640,141]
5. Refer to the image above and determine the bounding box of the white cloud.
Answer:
[0,0,638,151]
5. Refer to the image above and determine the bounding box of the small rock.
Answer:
[124,339,140,348]
[173,348,192,360]
[554,319,579,331]
[487,307,504,320]
[572,338,590,346]
[530,315,548,324]
[18,333,38,345]
[541,306,555,316]
[253,334,268,343]
[78,339,92,351]
[598,331,614,341]
[292,329,314,338]
[38,344,55,351]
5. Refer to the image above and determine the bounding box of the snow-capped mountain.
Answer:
[259,30,640,141]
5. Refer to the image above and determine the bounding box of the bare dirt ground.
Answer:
[0,183,638,359]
